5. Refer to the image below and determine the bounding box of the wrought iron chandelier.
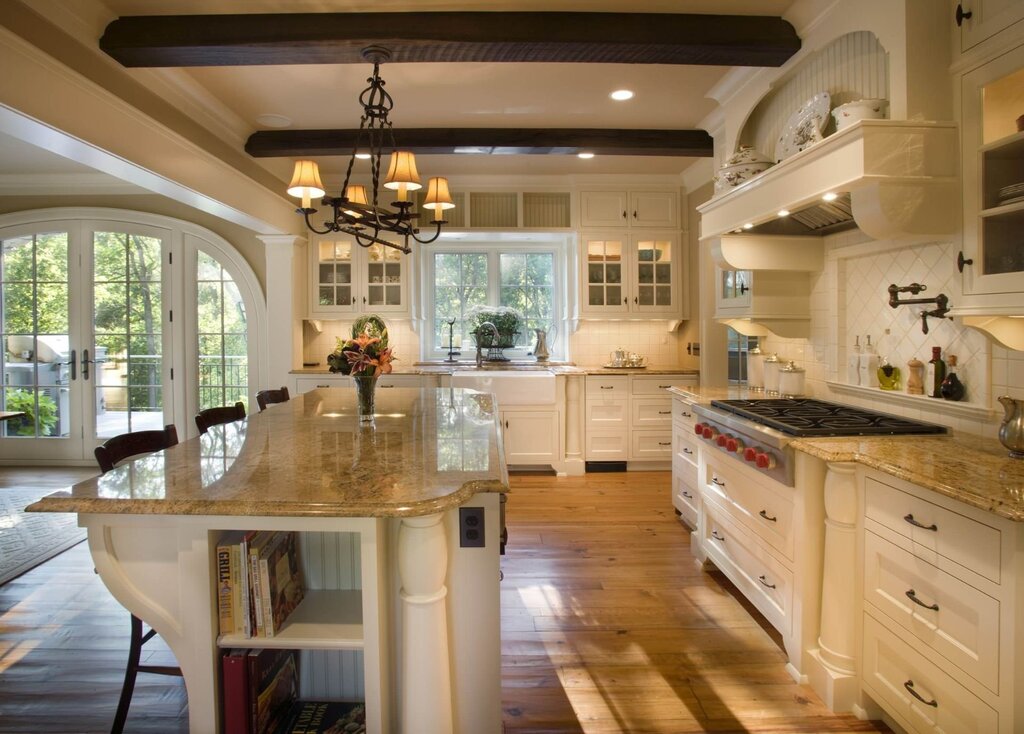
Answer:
[286,46,454,254]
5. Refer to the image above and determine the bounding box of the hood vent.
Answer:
[744,193,856,237]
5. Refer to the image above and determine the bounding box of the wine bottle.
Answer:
[940,354,965,401]
[925,347,945,398]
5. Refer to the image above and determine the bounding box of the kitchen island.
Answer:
[29,387,508,734]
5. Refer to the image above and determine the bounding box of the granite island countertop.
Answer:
[29,388,508,518]
[667,385,1024,522]
[293,363,699,376]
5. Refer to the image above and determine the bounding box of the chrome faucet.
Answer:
[473,321,499,368]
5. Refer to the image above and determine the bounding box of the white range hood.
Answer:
[699,120,960,253]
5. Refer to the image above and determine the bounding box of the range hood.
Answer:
[698,120,960,257]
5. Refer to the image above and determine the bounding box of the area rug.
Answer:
[0,489,85,585]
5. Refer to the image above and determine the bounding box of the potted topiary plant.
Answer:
[469,306,522,361]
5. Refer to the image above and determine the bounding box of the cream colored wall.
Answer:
[0,195,268,290]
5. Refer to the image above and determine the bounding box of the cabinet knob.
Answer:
[634,297,638,304]
[633,210,638,219]
[351,296,356,304]
[362,296,367,304]
[621,210,627,219]
[957,251,973,273]
[623,297,628,304]
[955,3,972,26]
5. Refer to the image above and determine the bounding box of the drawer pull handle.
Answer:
[679,411,692,418]
[659,385,671,389]
[711,477,726,487]
[681,491,693,499]
[758,509,777,522]
[658,441,671,446]
[903,680,938,708]
[659,410,672,414]
[905,589,939,612]
[711,530,725,542]
[317,384,331,388]
[682,447,694,455]
[903,514,938,532]
[757,575,776,589]
[600,385,614,390]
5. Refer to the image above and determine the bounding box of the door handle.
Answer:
[60,349,77,381]
[81,348,89,381]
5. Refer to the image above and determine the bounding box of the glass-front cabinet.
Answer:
[310,235,408,317]
[960,45,1024,302]
[716,268,752,312]
[580,232,681,317]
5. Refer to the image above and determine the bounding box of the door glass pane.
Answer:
[94,232,164,437]
[1,232,71,438]
[585,239,623,309]
[197,250,248,412]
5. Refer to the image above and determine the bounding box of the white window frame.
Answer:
[420,237,573,362]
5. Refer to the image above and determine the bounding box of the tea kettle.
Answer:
[998,396,1024,459]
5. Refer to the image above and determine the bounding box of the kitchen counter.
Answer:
[29,387,508,518]
[293,363,699,376]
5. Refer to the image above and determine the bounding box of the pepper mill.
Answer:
[906,357,924,395]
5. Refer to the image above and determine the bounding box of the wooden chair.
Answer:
[194,401,246,434]
[256,386,290,412]
[94,425,183,734]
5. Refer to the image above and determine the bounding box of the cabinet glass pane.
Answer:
[319,286,334,306]
[589,285,605,306]
[638,286,654,306]
[982,210,1024,274]
[367,284,384,306]
[982,67,1024,145]
[585,239,624,308]
[386,286,401,306]
[637,263,653,284]
[656,285,671,305]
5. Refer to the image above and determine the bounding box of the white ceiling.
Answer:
[5,0,796,194]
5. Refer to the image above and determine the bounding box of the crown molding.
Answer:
[0,172,145,196]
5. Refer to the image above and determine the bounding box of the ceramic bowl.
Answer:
[714,146,773,193]
[832,99,888,131]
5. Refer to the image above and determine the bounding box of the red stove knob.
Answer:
[726,437,744,453]
[743,447,758,462]
[716,434,729,447]
[755,451,776,470]
[702,426,718,440]
[694,423,705,436]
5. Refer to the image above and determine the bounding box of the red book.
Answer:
[222,649,250,734]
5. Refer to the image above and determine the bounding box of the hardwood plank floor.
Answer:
[0,469,890,732]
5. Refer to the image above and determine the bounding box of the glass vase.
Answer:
[353,375,378,423]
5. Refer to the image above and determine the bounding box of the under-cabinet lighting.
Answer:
[742,223,754,230]
[355,152,371,160]
[610,89,634,101]
[578,152,595,159]
[778,209,790,217]
[822,192,838,202]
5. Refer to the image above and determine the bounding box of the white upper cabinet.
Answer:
[580,231,683,317]
[955,0,1024,52]
[579,189,678,229]
[309,234,409,318]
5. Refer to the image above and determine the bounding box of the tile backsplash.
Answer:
[760,231,1014,439]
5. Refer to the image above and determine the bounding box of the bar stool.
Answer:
[256,386,290,412]
[194,401,246,434]
[94,425,183,734]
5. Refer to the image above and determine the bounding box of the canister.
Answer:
[778,361,806,397]
[763,353,781,395]
[746,347,764,391]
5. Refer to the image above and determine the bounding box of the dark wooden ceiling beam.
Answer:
[100,12,800,68]
[245,128,714,158]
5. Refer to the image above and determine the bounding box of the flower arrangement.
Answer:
[327,315,395,376]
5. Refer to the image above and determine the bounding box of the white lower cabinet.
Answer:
[294,374,426,394]
[858,470,1021,734]
[501,410,559,465]
[671,393,699,525]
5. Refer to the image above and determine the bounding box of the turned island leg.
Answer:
[398,513,453,734]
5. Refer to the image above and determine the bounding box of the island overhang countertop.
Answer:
[29,387,509,518]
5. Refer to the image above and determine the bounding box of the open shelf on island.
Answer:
[218,589,364,650]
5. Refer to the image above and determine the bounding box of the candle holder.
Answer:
[444,318,461,363]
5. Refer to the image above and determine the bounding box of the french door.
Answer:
[0,221,174,462]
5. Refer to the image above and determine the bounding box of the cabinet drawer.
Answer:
[586,430,628,461]
[863,530,999,694]
[673,430,698,470]
[631,397,673,427]
[703,455,794,560]
[673,475,698,528]
[630,430,673,460]
[862,614,998,734]
[586,398,628,428]
[703,504,792,636]
[586,375,628,395]
[631,375,696,395]
[672,398,697,429]
[865,477,1001,584]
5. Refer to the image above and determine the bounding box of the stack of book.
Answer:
[217,530,306,638]
[222,648,366,734]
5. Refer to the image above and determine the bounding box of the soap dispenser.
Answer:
[847,336,861,385]
[859,335,879,388]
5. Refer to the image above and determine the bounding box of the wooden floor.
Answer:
[0,469,891,733]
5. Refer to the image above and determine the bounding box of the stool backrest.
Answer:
[95,425,179,474]
[194,401,246,435]
[256,386,290,412]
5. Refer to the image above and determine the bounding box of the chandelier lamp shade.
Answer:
[286,46,454,254]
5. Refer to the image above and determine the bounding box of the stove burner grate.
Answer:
[710,398,948,437]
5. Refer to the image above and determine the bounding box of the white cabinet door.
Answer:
[629,191,677,228]
[580,233,630,315]
[631,233,680,315]
[580,189,678,228]
[310,234,409,318]
[579,191,630,228]
[957,0,1024,52]
[501,410,558,465]
[580,232,682,317]
[715,268,752,314]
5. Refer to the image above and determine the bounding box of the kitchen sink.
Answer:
[450,370,556,406]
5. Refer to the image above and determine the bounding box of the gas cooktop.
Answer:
[709,398,948,438]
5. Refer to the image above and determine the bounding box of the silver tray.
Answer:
[602,363,647,369]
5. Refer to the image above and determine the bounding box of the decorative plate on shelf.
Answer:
[775,92,831,162]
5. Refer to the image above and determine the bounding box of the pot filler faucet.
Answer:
[887,283,952,334]
[472,321,499,368]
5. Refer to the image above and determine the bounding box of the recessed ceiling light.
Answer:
[255,114,292,129]
[822,192,838,202]
[610,89,634,101]
[578,152,595,159]
[778,209,790,217]
[743,223,754,230]
[354,152,371,160]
